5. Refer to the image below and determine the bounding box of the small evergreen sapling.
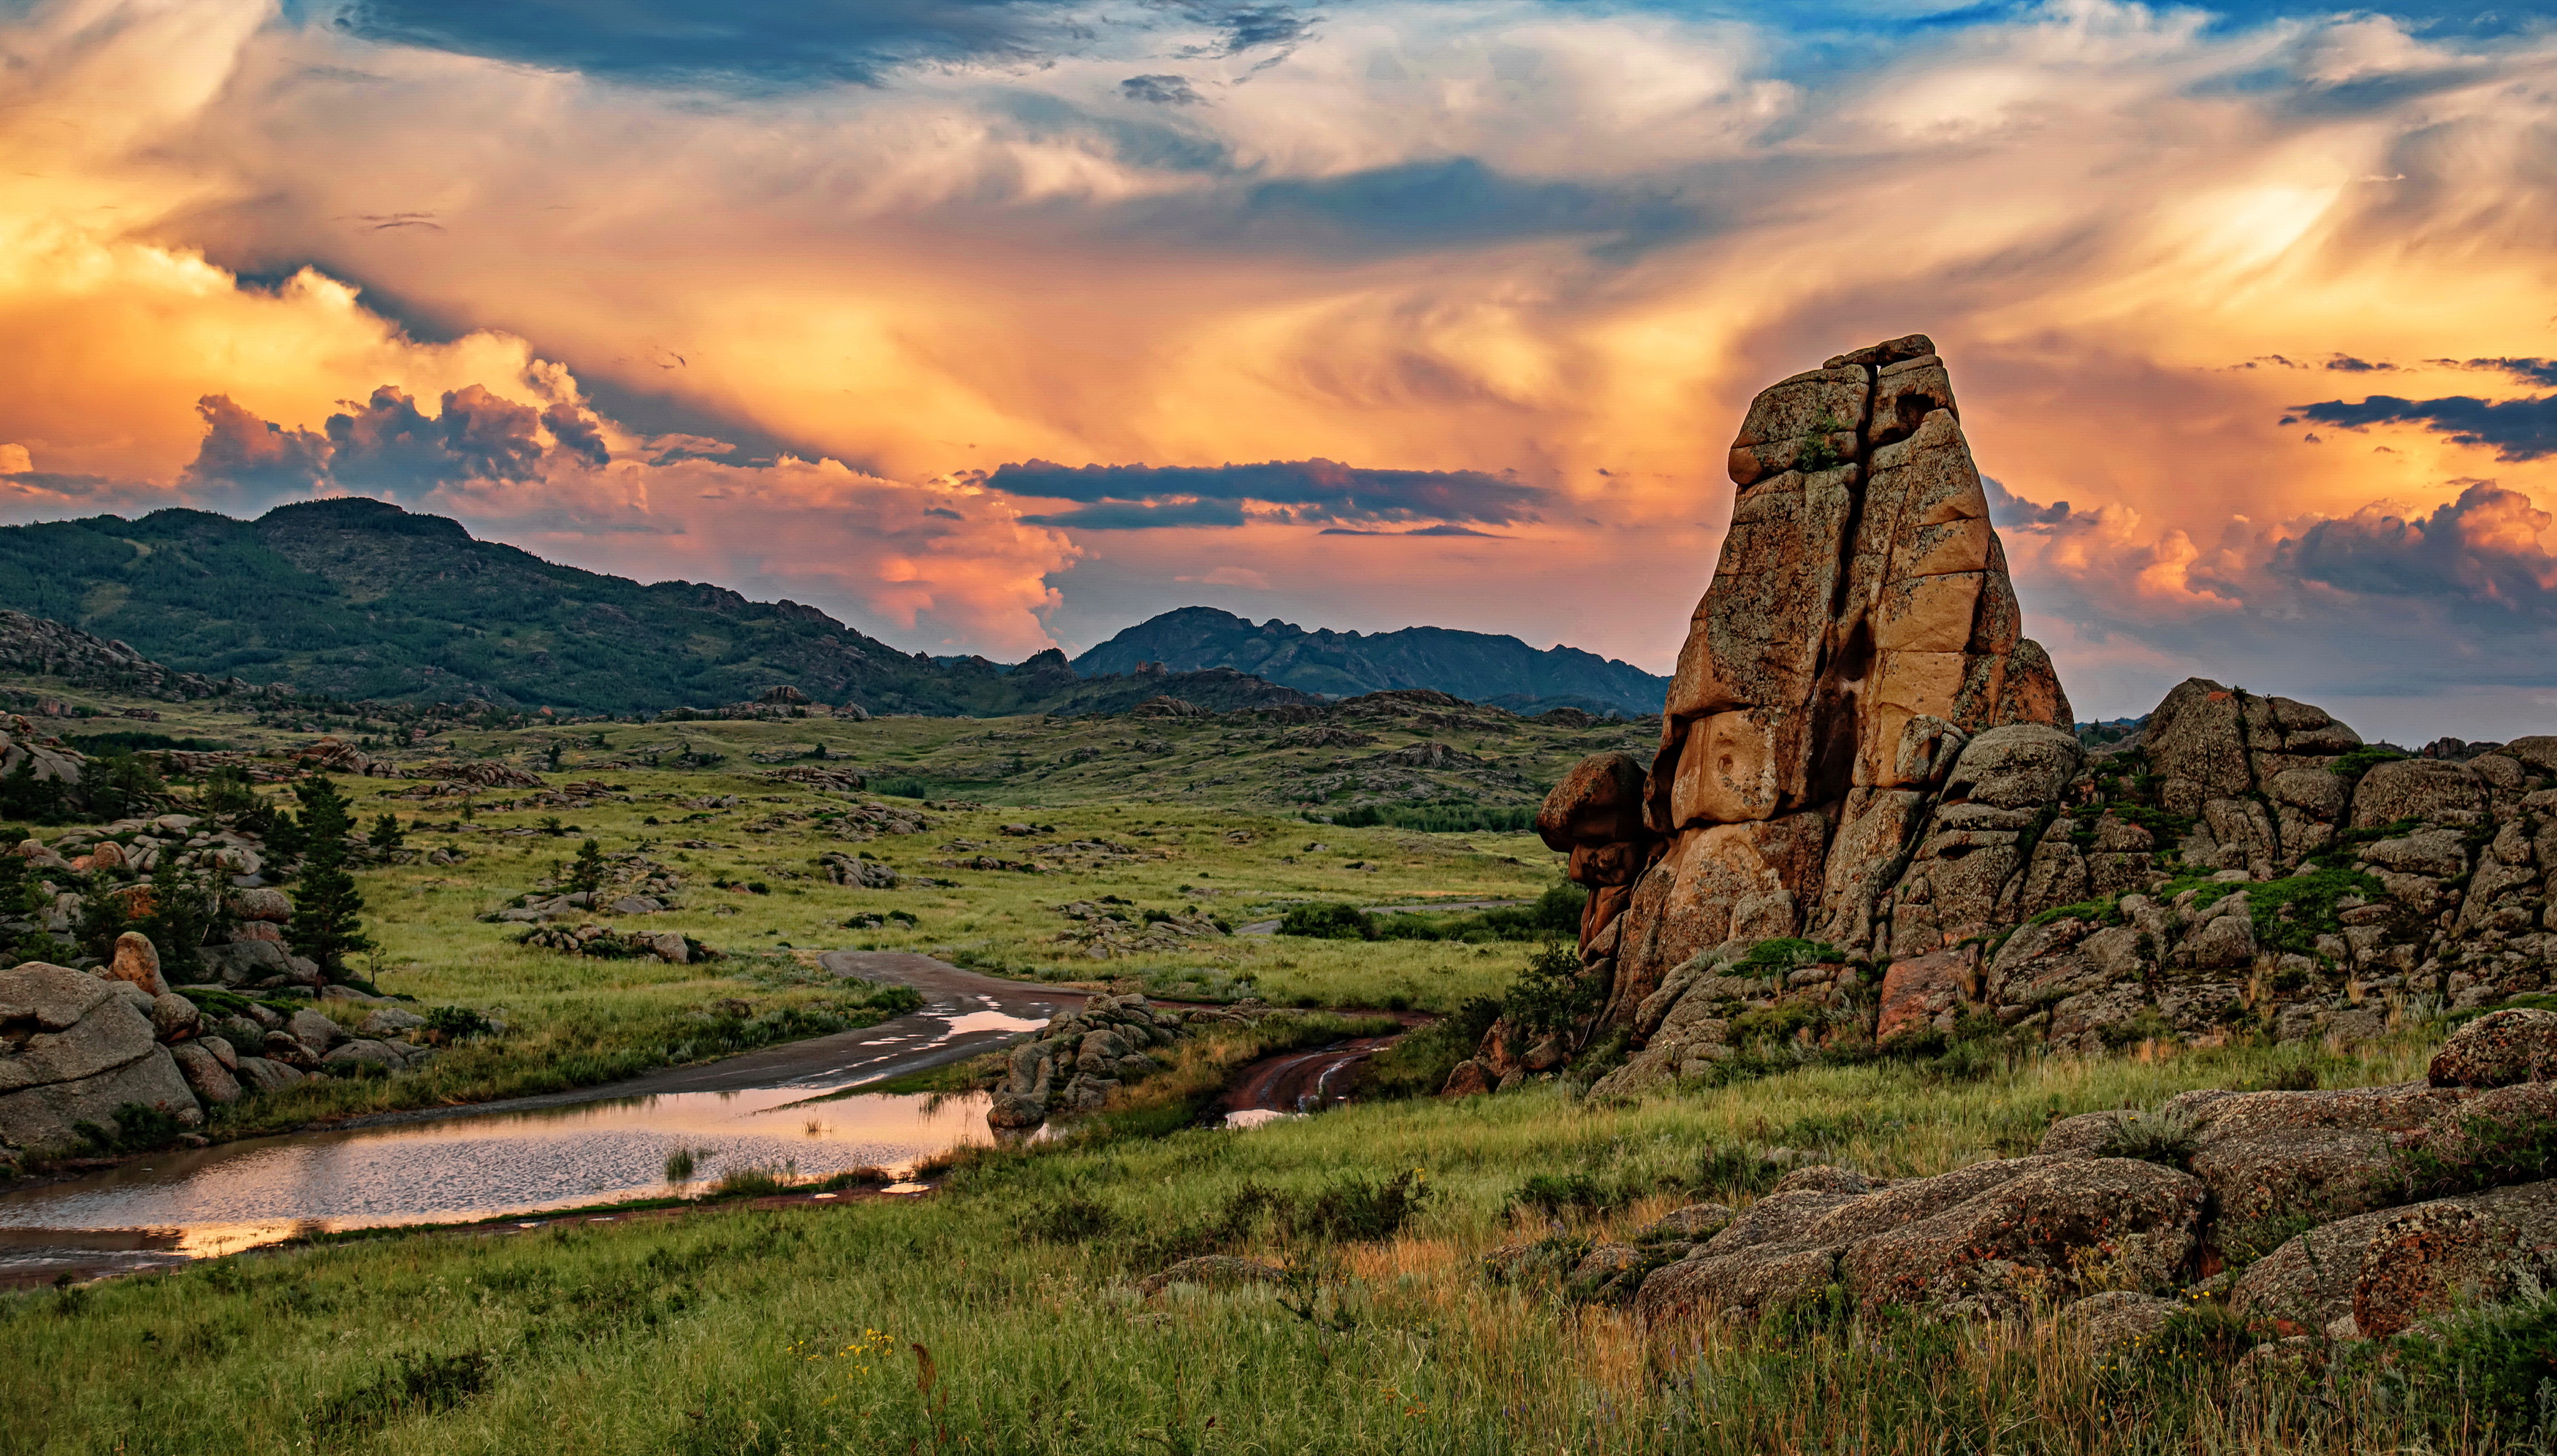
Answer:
[568,839,608,896]
[286,776,371,977]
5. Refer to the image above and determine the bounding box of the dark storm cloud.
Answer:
[988,456,1544,530]
[1984,476,2077,529]
[180,385,613,503]
[180,395,333,496]
[1120,73,1205,104]
[1175,3,1314,56]
[331,0,1075,90]
[2274,481,2557,617]
[1018,498,1251,529]
[2293,392,2557,462]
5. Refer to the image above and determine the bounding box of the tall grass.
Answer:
[5,1033,2512,1455]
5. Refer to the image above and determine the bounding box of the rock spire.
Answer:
[1546,335,2072,1030]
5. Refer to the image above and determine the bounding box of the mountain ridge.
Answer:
[0,500,1659,719]
[1071,606,1668,717]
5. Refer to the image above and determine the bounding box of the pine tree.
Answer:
[568,838,608,896]
[287,776,371,978]
[367,812,405,853]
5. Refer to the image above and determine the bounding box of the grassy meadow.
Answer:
[12,691,1594,1137]
[6,1031,2539,1455]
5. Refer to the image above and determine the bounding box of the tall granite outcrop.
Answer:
[1546,335,2072,1035]
[1481,336,2557,1095]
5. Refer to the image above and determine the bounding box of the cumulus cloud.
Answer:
[14,0,2557,728]
[1984,476,2077,530]
[2276,481,2557,614]
[179,384,610,503]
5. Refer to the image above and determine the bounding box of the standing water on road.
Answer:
[0,1086,1002,1284]
[0,956,1072,1285]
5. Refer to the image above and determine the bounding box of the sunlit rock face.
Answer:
[1585,335,2073,1026]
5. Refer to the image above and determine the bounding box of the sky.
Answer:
[4,0,2557,741]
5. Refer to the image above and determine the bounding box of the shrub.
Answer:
[423,1006,498,1042]
[2386,1290,2557,1444]
[74,1100,188,1153]
[2096,1108,2200,1170]
[1501,940,1601,1037]
[1289,1168,1433,1243]
[1277,902,1374,939]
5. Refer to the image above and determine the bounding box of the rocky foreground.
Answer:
[1457,1011,2555,1361]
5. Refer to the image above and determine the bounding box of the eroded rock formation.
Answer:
[1525,338,2068,1049]
[1463,338,2557,1095]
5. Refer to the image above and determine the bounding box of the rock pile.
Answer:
[0,715,87,789]
[986,994,1260,1128]
[0,931,451,1164]
[1525,1012,2556,1343]
[516,922,709,964]
[1049,902,1230,960]
[818,852,898,888]
[1474,337,2557,1091]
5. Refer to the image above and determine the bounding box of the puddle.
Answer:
[0,1088,999,1284]
[1220,1109,1306,1131]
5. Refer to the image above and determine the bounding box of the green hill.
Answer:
[0,500,1308,717]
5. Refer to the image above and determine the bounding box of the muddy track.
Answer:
[1221,1035,1403,1116]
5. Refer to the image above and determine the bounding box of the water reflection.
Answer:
[0,1088,997,1280]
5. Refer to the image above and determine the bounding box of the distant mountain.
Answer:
[1072,606,1668,717]
[0,500,1318,718]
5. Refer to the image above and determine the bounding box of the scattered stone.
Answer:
[1137,1256,1285,1297]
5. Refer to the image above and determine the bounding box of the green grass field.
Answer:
[6,690,1603,1136]
[6,1031,2542,1455]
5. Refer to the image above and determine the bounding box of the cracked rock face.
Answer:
[1554,337,2076,1035]
[1482,334,2557,1102]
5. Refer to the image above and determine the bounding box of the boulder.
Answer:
[1875,945,1975,1043]
[1839,1158,2205,1315]
[1640,1203,1737,1241]
[2051,1289,2184,1353]
[0,1047,200,1151]
[1634,1154,2201,1324]
[260,1032,319,1070]
[0,986,163,1094]
[287,1008,348,1053]
[230,887,293,922]
[321,1039,406,1072]
[169,1042,242,1105]
[232,1056,305,1093]
[105,931,170,997]
[2428,1008,2557,1089]
[2352,1200,2548,1339]
[149,991,200,1042]
[199,1034,237,1070]
[361,1007,427,1038]
[1439,1059,1495,1097]
[0,961,115,1030]
[0,959,205,1153]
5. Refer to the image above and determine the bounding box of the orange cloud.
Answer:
[2,0,2556,729]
